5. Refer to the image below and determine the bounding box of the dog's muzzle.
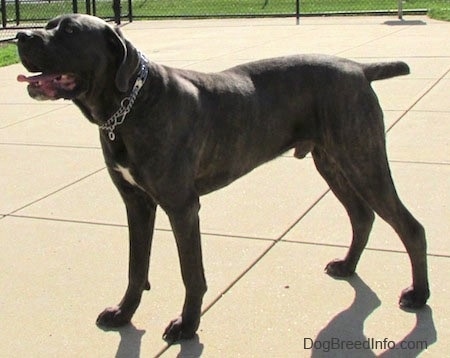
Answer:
[16,31,83,101]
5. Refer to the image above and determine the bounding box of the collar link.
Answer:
[100,52,149,141]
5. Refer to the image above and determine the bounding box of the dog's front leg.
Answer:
[162,196,207,342]
[97,187,157,328]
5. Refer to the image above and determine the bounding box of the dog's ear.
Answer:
[106,25,140,93]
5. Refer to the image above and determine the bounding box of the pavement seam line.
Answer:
[0,104,72,129]
[154,188,332,356]
[334,23,415,57]
[281,239,450,259]
[6,167,107,216]
[0,142,101,150]
[3,214,276,242]
[200,191,331,321]
[386,66,450,134]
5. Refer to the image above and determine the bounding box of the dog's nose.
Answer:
[16,30,36,43]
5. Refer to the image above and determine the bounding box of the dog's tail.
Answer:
[362,61,410,82]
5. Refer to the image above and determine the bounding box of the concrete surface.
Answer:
[1,15,449,357]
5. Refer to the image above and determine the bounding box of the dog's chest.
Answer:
[113,164,140,187]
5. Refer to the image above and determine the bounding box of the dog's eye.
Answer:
[64,24,77,34]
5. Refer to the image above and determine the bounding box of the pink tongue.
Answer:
[17,73,60,83]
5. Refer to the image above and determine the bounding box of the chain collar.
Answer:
[100,53,149,141]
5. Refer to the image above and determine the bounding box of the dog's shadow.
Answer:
[172,334,205,358]
[110,324,204,358]
[377,305,436,357]
[311,275,436,357]
[108,324,146,358]
[109,276,435,357]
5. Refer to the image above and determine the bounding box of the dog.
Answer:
[16,14,429,342]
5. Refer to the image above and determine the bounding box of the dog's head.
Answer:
[16,14,139,101]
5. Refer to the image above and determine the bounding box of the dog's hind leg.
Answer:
[312,148,375,277]
[325,131,429,309]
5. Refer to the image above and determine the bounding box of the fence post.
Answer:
[14,0,19,25]
[398,0,403,19]
[128,0,133,22]
[72,0,78,13]
[296,0,300,25]
[1,0,6,28]
[113,0,121,24]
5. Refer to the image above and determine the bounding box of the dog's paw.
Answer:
[324,259,355,277]
[399,286,430,309]
[96,306,132,329]
[162,316,197,343]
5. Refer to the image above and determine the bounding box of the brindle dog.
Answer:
[16,14,429,342]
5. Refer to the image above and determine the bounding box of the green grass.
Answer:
[125,0,448,17]
[2,0,449,19]
[0,44,19,67]
[428,8,450,21]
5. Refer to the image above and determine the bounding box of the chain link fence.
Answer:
[1,0,125,41]
[2,0,449,41]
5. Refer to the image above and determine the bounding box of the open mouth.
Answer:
[17,72,79,100]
